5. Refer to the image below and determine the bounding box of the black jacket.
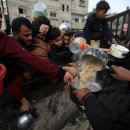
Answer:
[49,42,72,66]
[81,93,130,130]
[83,13,114,45]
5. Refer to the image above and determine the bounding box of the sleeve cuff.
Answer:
[57,67,66,80]
[81,93,96,105]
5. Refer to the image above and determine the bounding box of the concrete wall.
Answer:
[6,0,88,30]
[7,0,35,23]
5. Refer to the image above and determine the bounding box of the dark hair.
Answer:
[11,17,32,33]
[96,1,110,11]
[119,36,126,41]
[32,16,52,36]
[46,28,61,41]
[74,33,82,38]
[63,32,71,38]
[0,14,2,18]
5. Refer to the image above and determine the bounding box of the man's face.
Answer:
[0,16,2,29]
[63,35,70,45]
[96,10,109,19]
[16,25,32,45]
[52,35,62,47]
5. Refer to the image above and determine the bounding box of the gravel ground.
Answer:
[61,112,93,130]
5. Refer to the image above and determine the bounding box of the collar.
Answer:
[12,34,26,50]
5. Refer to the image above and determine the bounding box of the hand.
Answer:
[31,16,36,22]
[20,98,33,112]
[39,24,49,34]
[61,29,66,37]
[64,72,73,84]
[63,66,79,76]
[111,65,130,81]
[112,38,118,46]
[73,88,91,103]
[101,48,112,54]
[68,62,78,67]
[86,44,90,49]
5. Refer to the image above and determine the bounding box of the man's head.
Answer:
[63,32,71,45]
[96,1,110,19]
[11,17,32,47]
[0,13,2,29]
[119,36,126,44]
[46,28,62,47]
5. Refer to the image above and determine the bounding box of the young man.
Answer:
[83,1,117,48]
[63,32,71,47]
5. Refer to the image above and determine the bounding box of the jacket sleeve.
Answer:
[8,75,25,101]
[49,45,68,67]
[3,36,65,79]
[83,16,94,44]
[103,19,115,41]
[83,19,91,39]
[81,93,127,130]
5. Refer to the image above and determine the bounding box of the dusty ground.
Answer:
[61,112,93,130]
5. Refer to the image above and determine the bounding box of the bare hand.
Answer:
[68,62,78,67]
[31,16,36,22]
[112,38,118,46]
[73,88,91,102]
[21,98,33,112]
[111,65,130,81]
[63,66,79,76]
[101,48,112,54]
[39,24,49,34]
[61,29,66,37]
[64,72,73,84]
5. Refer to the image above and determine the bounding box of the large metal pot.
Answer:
[71,47,114,92]
[17,108,39,129]
[81,47,108,66]
[59,22,71,33]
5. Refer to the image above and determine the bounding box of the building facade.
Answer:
[2,0,88,31]
[0,0,7,31]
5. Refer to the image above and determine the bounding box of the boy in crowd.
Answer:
[83,1,117,48]
[8,68,33,112]
[46,27,77,67]
[62,32,71,48]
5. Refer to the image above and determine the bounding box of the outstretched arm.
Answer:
[111,65,130,81]
[73,88,127,130]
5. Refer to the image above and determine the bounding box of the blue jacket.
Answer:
[83,13,114,44]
